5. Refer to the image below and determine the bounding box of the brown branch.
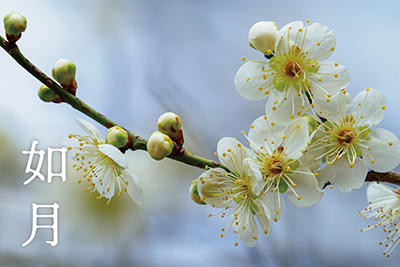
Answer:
[366,171,400,186]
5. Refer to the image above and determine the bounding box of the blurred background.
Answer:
[1,0,400,266]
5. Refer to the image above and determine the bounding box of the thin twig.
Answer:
[0,35,228,172]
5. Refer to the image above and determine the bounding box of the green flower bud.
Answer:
[157,112,182,138]
[105,126,129,148]
[52,59,76,86]
[189,179,206,205]
[37,85,60,103]
[3,12,27,37]
[147,131,173,160]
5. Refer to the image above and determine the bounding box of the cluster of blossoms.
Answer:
[6,11,400,258]
[193,20,400,254]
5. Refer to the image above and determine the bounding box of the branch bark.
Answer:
[366,171,400,186]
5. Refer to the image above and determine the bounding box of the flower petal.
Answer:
[282,117,309,159]
[123,169,143,205]
[367,182,395,203]
[248,115,285,154]
[265,88,302,125]
[98,144,128,169]
[329,157,368,193]
[263,190,284,221]
[317,164,335,189]
[75,118,102,139]
[244,158,263,196]
[234,61,273,100]
[309,63,350,100]
[275,21,304,54]
[95,175,115,200]
[301,128,327,172]
[287,167,323,207]
[362,128,400,172]
[236,210,259,247]
[350,88,387,127]
[217,137,247,176]
[314,89,351,123]
[254,199,272,236]
[197,168,232,208]
[301,23,336,61]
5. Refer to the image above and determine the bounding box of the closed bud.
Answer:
[3,12,27,37]
[147,131,173,160]
[157,112,182,138]
[248,21,278,54]
[52,59,76,87]
[37,85,61,103]
[189,179,206,205]
[105,126,129,148]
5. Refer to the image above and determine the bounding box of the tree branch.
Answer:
[366,171,400,186]
[0,35,228,172]
[1,35,399,185]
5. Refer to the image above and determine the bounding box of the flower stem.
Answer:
[0,35,228,172]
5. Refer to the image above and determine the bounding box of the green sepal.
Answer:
[278,181,288,193]
[288,160,300,171]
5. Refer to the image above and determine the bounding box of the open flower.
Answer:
[235,20,350,123]
[245,116,323,214]
[65,118,143,205]
[197,137,272,247]
[360,182,400,257]
[308,88,400,192]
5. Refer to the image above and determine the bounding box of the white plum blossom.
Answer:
[245,116,323,214]
[307,88,400,193]
[197,137,272,247]
[65,118,143,205]
[235,20,350,123]
[360,182,400,257]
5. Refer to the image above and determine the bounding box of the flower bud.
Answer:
[248,21,278,54]
[3,12,27,37]
[105,126,129,148]
[37,85,61,103]
[157,112,182,139]
[52,59,76,86]
[147,131,174,160]
[189,179,206,205]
